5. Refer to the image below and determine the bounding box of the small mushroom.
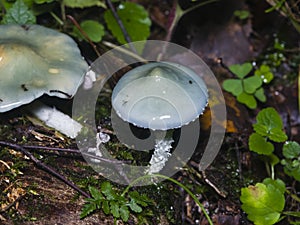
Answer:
[112,61,208,130]
[0,24,89,138]
[111,61,208,173]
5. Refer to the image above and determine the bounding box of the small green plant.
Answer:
[222,62,274,109]
[240,178,286,225]
[234,10,250,20]
[241,107,300,225]
[264,38,286,67]
[81,174,214,224]
[1,0,36,24]
[281,141,300,181]
[104,1,151,45]
[80,181,153,222]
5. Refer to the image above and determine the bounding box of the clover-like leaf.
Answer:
[63,0,106,8]
[73,20,105,43]
[254,87,266,102]
[104,2,151,44]
[237,92,257,109]
[2,0,36,25]
[243,75,262,94]
[255,64,274,84]
[240,182,285,225]
[249,133,274,155]
[229,62,253,79]
[222,79,243,96]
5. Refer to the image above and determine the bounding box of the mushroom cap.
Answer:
[0,24,89,112]
[112,61,208,130]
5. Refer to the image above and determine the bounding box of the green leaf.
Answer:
[229,62,253,79]
[102,200,110,215]
[129,191,151,207]
[240,182,285,225]
[110,201,120,218]
[119,205,130,222]
[268,127,288,142]
[104,2,151,44]
[281,141,300,181]
[256,107,283,129]
[237,92,257,109]
[73,20,105,43]
[34,0,54,4]
[222,79,243,96]
[283,141,300,159]
[249,133,274,155]
[254,64,274,84]
[80,202,97,219]
[234,10,250,20]
[63,0,106,8]
[284,165,300,181]
[2,0,36,24]
[101,181,116,200]
[129,199,143,213]
[253,107,287,141]
[262,178,286,194]
[88,186,103,200]
[254,87,266,102]
[243,75,262,94]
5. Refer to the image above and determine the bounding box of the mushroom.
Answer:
[111,61,208,174]
[0,24,88,138]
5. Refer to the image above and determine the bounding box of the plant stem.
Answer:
[121,174,213,225]
[50,11,64,26]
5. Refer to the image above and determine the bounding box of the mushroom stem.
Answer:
[146,138,173,174]
[26,101,82,139]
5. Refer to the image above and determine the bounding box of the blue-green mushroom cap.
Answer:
[112,62,208,130]
[0,24,88,112]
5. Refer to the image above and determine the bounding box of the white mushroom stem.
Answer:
[146,139,173,174]
[27,101,82,139]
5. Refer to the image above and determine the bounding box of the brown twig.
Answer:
[22,145,129,164]
[0,141,90,198]
[67,15,101,57]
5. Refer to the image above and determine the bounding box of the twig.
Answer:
[0,196,24,213]
[22,145,129,164]
[0,141,90,198]
[105,0,138,54]
[67,15,101,57]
